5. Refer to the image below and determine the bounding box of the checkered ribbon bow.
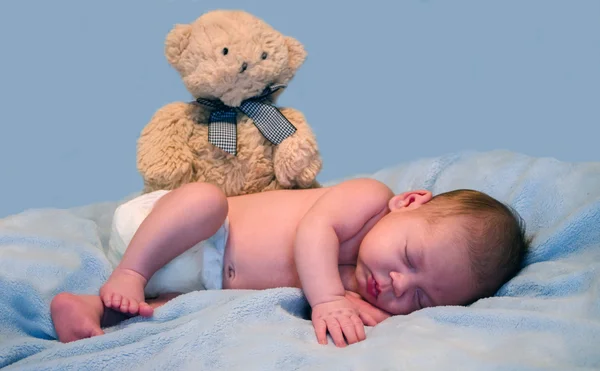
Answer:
[195,84,297,156]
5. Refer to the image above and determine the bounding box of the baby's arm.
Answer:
[294,178,392,347]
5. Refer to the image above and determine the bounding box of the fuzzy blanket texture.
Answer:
[1,150,599,370]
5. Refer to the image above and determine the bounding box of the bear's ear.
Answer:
[284,36,307,72]
[165,24,193,70]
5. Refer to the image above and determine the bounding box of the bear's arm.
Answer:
[136,102,198,192]
[272,107,322,188]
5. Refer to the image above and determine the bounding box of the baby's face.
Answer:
[355,205,478,315]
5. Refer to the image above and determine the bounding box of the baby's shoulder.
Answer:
[324,178,394,224]
[331,178,394,200]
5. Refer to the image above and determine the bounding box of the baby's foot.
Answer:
[50,293,105,343]
[99,268,153,317]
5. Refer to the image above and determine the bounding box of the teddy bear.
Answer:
[136,9,322,197]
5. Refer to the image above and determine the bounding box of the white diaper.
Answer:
[107,190,229,298]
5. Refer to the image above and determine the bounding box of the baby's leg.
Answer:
[51,292,181,343]
[100,182,228,316]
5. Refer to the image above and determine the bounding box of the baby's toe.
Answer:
[110,294,123,310]
[128,300,139,315]
[102,294,112,308]
[139,302,154,317]
[119,297,130,313]
[82,324,104,339]
[90,327,104,338]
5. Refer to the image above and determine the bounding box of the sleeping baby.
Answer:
[50,178,529,347]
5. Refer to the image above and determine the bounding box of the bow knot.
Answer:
[195,84,297,156]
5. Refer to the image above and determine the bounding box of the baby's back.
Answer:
[222,187,329,290]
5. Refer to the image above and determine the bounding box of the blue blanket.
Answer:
[1,150,599,370]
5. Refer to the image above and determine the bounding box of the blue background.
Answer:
[0,0,598,218]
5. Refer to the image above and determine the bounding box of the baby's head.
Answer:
[419,189,530,298]
[355,188,529,315]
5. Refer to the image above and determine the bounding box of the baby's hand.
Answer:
[311,296,365,347]
[344,291,391,326]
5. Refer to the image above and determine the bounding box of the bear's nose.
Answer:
[239,62,248,73]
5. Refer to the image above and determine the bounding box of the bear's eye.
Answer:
[261,51,268,60]
[222,47,229,56]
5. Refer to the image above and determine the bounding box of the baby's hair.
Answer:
[420,189,530,300]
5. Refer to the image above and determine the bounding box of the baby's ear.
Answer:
[389,190,433,211]
[285,36,307,72]
[165,24,193,71]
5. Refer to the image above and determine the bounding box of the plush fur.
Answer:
[137,10,322,196]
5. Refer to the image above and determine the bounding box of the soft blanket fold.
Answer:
[1,149,599,370]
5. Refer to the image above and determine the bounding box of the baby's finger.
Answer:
[345,291,361,299]
[339,316,359,345]
[325,318,346,348]
[351,315,366,342]
[359,311,377,327]
[312,319,328,345]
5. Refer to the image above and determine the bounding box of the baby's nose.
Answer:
[389,271,408,298]
[239,61,248,73]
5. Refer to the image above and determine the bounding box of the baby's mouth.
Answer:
[367,275,380,300]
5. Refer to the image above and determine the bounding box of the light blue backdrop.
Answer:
[0,0,598,218]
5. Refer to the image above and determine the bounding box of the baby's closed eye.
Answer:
[415,289,424,309]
